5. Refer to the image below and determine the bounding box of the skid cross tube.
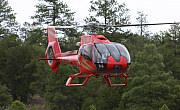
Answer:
[66,73,94,86]
[103,73,130,87]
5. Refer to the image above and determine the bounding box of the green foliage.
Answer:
[87,0,130,24]
[25,28,47,45]
[81,97,94,110]
[29,58,50,96]
[0,34,48,102]
[120,44,180,110]
[23,44,47,96]
[0,0,16,37]
[96,86,123,110]
[59,37,80,52]
[159,104,169,110]
[9,100,27,110]
[159,24,180,79]
[90,105,97,110]
[86,0,130,32]
[0,84,12,109]
[32,0,75,26]
[32,105,38,110]
[31,0,80,39]
[44,65,81,110]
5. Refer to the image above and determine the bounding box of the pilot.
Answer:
[94,48,101,63]
[102,49,108,60]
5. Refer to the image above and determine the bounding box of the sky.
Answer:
[8,0,180,34]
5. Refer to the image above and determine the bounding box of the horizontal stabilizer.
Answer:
[37,55,78,66]
[37,58,60,60]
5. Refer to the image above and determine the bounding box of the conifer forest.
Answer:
[0,0,180,110]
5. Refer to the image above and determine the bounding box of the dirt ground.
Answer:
[26,94,50,110]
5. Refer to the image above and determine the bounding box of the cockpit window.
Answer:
[93,43,131,64]
[105,44,121,62]
[93,43,110,64]
[94,43,108,55]
[115,44,131,63]
[80,45,92,62]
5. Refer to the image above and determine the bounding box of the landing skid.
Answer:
[66,73,130,87]
[103,73,131,87]
[66,73,94,86]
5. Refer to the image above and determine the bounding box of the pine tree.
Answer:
[155,24,180,80]
[9,100,27,110]
[44,64,82,110]
[0,0,16,38]
[85,0,130,32]
[0,84,12,109]
[136,11,148,36]
[31,0,79,38]
[119,44,180,110]
[31,0,75,26]
[0,35,48,102]
[168,24,180,79]
[96,86,124,110]
[86,0,130,25]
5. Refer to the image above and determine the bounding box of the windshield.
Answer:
[115,44,131,64]
[105,44,121,62]
[93,43,109,64]
[93,43,131,64]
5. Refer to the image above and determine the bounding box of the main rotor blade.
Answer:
[109,22,180,27]
[48,25,87,29]
[47,22,180,30]
[48,26,76,29]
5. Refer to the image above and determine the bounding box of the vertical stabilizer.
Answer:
[45,26,61,73]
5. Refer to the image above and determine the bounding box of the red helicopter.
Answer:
[38,22,179,87]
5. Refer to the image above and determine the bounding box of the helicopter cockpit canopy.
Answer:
[80,43,131,66]
[93,43,131,64]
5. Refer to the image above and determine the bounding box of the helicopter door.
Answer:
[80,44,93,62]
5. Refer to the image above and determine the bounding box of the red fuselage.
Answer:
[58,35,131,77]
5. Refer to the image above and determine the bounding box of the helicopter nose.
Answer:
[113,65,122,71]
[94,62,107,71]
[106,56,129,73]
[94,56,130,72]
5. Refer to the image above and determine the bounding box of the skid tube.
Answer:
[66,73,130,87]
[66,73,94,86]
[103,73,131,87]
